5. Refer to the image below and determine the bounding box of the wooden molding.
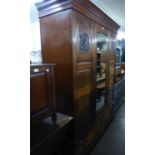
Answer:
[36,0,119,33]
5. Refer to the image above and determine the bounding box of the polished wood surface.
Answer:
[30,64,56,123]
[31,73,48,112]
[36,0,119,33]
[40,10,74,116]
[75,12,93,62]
[73,11,94,138]
[36,0,120,154]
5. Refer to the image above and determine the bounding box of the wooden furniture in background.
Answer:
[30,63,73,155]
[36,0,119,154]
[114,78,125,111]
[114,60,125,111]
[30,64,57,124]
[121,62,125,76]
[114,66,121,83]
[121,62,125,70]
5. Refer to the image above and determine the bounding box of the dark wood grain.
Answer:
[36,0,119,33]
[37,0,120,154]
[30,64,57,124]
[40,10,74,116]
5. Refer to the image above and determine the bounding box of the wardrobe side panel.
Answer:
[40,10,74,115]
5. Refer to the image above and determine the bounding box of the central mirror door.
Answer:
[95,25,109,114]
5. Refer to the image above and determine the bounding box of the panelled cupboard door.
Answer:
[73,12,94,137]
[75,12,94,62]
[75,69,92,137]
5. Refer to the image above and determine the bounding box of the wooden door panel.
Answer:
[76,12,93,62]
[76,107,90,137]
[74,68,92,137]
[75,69,91,114]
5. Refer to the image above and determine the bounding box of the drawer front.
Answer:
[30,66,51,74]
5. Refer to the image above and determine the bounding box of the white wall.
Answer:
[30,1,42,63]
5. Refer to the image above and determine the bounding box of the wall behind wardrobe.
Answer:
[30,1,42,63]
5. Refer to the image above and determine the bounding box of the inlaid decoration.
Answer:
[79,32,90,52]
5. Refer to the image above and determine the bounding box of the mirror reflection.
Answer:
[96,33,107,52]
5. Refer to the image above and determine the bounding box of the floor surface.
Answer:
[90,103,125,155]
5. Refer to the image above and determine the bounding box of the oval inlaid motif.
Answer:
[79,32,90,52]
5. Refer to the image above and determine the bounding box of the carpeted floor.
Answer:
[90,103,125,155]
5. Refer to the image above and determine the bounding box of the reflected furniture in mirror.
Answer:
[95,27,108,114]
